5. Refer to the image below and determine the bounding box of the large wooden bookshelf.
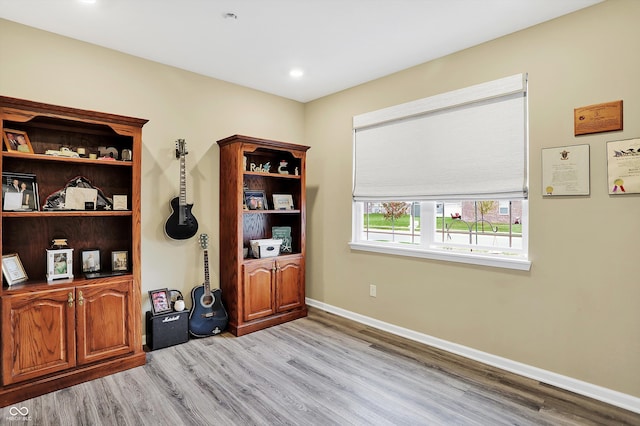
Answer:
[0,96,147,406]
[217,135,309,336]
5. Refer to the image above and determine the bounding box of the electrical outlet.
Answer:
[369,284,377,297]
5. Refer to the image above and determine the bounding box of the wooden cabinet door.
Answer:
[76,279,135,365]
[243,259,275,322]
[1,288,76,385]
[276,256,304,312]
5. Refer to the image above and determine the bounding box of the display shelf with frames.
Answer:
[0,95,146,406]
[218,135,309,336]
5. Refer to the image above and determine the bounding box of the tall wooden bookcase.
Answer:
[217,135,309,336]
[0,96,147,406]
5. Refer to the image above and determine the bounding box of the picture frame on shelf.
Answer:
[272,226,292,253]
[244,189,268,210]
[113,194,128,210]
[46,248,74,282]
[112,250,129,272]
[81,249,101,273]
[149,288,172,315]
[272,194,294,210]
[2,253,28,286]
[2,172,39,211]
[2,128,34,153]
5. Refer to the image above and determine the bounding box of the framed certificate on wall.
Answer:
[542,144,590,196]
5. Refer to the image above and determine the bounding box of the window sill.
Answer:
[349,241,531,271]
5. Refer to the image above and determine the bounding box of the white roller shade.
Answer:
[353,74,528,201]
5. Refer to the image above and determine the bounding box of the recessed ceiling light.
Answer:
[223,12,238,20]
[289,68,304,79]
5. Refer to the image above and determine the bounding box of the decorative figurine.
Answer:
[278,160,289,174]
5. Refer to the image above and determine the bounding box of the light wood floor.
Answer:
[1,307,638,425]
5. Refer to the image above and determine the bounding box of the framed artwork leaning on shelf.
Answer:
[46,248,74,282]
[244,189,268,210]
[149,288,172,315]
[112,250,129,272]
[2,172,39,211]
[2,253,28,286]
[81,249,101,273]
[272,194,294,210]
[3,128,34,153]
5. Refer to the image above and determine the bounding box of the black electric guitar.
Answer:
[165,139,199,240]
[189,234,228,337]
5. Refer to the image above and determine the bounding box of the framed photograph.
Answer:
[2,172,39,211]
[2,253,28,286]
[244,189,268,210]
[46,248,74,282]
[112,250,129,271]
[149,288,172,315]
[3,129,34,153]
[272,194,294,210]
[81,249,101,273]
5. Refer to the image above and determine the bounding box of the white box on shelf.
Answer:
[250,239,282,258]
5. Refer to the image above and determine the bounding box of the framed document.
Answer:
[542,144,590,196]
[607,137,640,194]
[2,253,28,286]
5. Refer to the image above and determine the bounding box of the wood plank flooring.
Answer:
[1,307,638,425]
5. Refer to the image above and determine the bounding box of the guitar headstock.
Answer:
[175,138,188,159]
[199,233,209,250]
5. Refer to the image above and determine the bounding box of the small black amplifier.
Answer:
[146,310,189,351]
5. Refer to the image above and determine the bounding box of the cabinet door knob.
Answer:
[78,291,84,306]
[68,292,74,307]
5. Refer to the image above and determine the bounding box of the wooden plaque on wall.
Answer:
[574,100,622,136]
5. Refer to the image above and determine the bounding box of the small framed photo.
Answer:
[272,194,294,210]
[81,249,101,273]
[46,248,74,282]
[113,194,128,210]
[112,250,128,271]
[2,253,28,286]
[3,129,34,153]
[244,189,268,210]
[149,288,172,315]
[2,172,39,211]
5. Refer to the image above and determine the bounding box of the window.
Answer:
[498,200,510,216]
[350,74,530,270]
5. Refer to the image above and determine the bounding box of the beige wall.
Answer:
[1,0,638,400]
[305,0,639,398]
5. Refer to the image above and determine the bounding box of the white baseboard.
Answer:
[306,298,640,414]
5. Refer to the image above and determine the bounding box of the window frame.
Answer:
[350,201,531,271]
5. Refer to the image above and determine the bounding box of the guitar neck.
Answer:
[179,153,187,207]
[203,249,210,293]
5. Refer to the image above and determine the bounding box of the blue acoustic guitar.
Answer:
[189,234,228,337]
[164,139,199,240]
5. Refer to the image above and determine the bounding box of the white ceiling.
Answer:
[0,0,602,103]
